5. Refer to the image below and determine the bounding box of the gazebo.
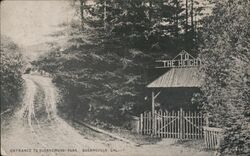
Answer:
[138,52,223,144]
[139,50,204,138]
[147,50,202,114]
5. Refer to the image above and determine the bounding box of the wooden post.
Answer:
[143,112,146,134]
[188,111,190,139]
[160,110,163,137]
[177,110,180,139]
[146,112,148,134]
[174,111,177,138]
[140,113,143,134]
[205,113,209,126]
[198,112,200,139]
[167,111,170,138]
[185,111,188,139]
[180,108,183,140]
[163,111,166,138]
[152,91,155,136]
[194,112,197,139]
[191,111,194,139]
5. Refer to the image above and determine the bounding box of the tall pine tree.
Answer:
[200,0,250,154]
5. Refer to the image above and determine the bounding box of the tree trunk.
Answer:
[175,0,179,38]
[191,0,194,31]
[104,0,107,30]
[149,0,153,26]
[80,0,84,30]
[194,13,198,43]
[190,0,194,45]
[185,0,189,35]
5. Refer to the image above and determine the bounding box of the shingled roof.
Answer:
[147,67,201,88]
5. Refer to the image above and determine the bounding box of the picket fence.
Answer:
[203,126,223,150]
[139,109,205,139]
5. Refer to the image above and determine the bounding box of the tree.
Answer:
[185,0,188,36]
[79,0,85,29]
[33,15,154,126]
[0,35,25,111]
[200,0,250,155]
[183,0,207,52]
[33,0,207,127]
[79,0,205,53]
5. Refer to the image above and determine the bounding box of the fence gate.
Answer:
[139,108,205,139]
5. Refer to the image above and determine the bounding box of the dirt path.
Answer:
[1,74,214,156]
[1,75,131,156]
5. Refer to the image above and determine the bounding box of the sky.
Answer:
[1,0,211,59]
[1,0,72,47]
[1,0,210,47]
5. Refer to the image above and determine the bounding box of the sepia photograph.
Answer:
[0,0,249,156]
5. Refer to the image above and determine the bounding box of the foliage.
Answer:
[199,0,250,155]
[76,0,205,55]
[33,21,153,125]
[33,0,207,126]
[0,35,24,111]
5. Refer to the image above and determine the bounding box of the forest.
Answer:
[33,0,207,124]
[1,0,249,155]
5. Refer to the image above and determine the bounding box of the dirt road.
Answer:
[1,75,130,156]
[1,74,213,156]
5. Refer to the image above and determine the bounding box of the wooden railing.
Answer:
[203,126,223,150]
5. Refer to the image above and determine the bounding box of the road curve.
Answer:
[1,74,128,156]
[1,74,213,156]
